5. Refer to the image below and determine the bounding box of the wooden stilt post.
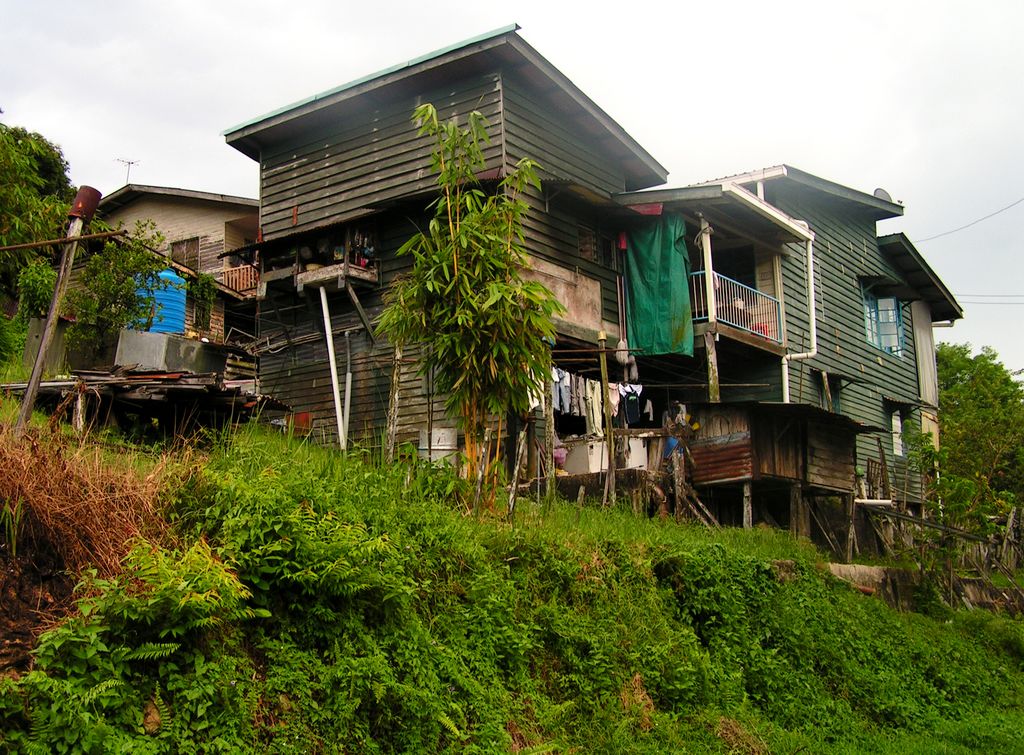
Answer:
[742,481,753,529]
[704,331,721,403]
[545,389,555,501]
[16,187,101,438]
[385,344,402,460]
[507,424,529,523]
[319,286,346,450]
[672,451,684,520]
[72,385,86,435]
[845,494,857,562]
[789,484,802,537]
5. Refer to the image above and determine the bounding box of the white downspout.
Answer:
[782,233,817,402]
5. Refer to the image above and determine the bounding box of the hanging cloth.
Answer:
[624,213,694,355]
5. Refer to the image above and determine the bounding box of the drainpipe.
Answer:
[782,232,817,402]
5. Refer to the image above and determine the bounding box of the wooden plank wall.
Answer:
[255,209,459,449]
[502,74,629,330]
[752,411,803,481]
[259,75,504,239]
[805,421,856,492]
[501,74,627,196]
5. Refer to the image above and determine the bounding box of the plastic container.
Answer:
[146,269,186,334]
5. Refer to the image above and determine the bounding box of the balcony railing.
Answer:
[690,270,781,343]
[222,265,260,293]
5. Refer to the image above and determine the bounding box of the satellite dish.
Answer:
[873,188,893,202]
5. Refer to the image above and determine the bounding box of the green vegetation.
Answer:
[64,220,170,355]
[2,423,1023,753]
[186,272,218,331]
[378,104,563,501]
[930,343,1024,528]
[0,120,73,297]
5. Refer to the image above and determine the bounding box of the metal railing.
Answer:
[690,270,782,343]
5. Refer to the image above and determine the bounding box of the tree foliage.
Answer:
[377,104,563,495]
[913,343,1024,532]
[0,119,73,296]
[65,221,170,353]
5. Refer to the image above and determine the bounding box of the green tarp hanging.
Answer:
[625,213,693,356]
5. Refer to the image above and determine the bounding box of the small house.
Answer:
[222,26,961,549]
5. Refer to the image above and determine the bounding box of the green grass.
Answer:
[2,423,1024,753]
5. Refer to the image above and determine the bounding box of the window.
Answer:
[816,371,842,413]
[891,409,904,457]
[171,237,200,270]
[862,285,903,356]
[578,225,597,261]
[578,226,617,269]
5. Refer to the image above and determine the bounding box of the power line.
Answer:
[954,293,1024,298]
[916,196,1024,242]
[958,300,1024,306]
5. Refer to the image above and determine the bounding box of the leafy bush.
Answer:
[3,423,1024,753]
[15,259,56,323]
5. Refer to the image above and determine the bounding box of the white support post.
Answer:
[319,286,346,450]
[699,215,716,326]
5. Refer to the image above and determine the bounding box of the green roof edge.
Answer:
[222,23,520,137]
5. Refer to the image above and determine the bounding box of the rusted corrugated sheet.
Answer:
[690,432,753,484]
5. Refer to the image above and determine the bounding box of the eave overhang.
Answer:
[697,165,905,221]
[98,184,257,216]
[615,182,813,247]
[877,232,963,322]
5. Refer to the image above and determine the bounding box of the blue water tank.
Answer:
[145,269,186,334]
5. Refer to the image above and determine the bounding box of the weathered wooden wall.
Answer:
[752,411,803,481]
[259,75,504,240]
[805,420,856,492]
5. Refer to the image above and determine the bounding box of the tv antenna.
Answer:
[115,158,139,185]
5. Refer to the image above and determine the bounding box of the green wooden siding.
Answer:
[502,73,628,331]
[763,185,924,501]
[501,73,628,196]
[259,75,503,239]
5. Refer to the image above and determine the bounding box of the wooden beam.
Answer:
[385,344,402,460]
[345,281,376,345]
[704,331,721,403]
[743,481,753,529]
[789,484,808,537]
[698,216,717,326]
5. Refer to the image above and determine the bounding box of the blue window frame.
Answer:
[862,285,904,356]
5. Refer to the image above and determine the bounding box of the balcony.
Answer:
[222,264,260,293]
[690,270,781,343]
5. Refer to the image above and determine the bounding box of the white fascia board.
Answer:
[722,182,814,242]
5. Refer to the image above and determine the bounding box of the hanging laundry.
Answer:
[550,367,571,414]
[644,399,654,422]
[570,374,585,416]
[608,382,621,418]
[619,383,644,425]
[584,378,604,435]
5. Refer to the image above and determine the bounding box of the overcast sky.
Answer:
[4,1,1022,371]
